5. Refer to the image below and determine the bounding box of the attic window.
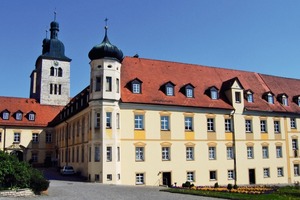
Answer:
[210,88,218,100]
[245,90,254,103]
[28,113,35,121]
[267,93,274,104]
[184,84,194,98]
[132,79,142,94]
[166,83,174,96]
[282,95,288,106]
[16,112,23,121]
[2,111,9,120]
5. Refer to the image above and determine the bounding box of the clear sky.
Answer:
[1,0,300,98]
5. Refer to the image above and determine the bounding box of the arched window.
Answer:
[50,67,55,76]
[58,68,63,77]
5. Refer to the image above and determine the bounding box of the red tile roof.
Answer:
[121,57,300,114]
[0,97,63,127]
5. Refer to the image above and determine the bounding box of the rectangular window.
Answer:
[187,171,194,182]
[277,167,284,177]
[95,146,100,162]
[136,173,144,185]
[209,171,217,180]
[207,118,214,132]
[3,112,9,120]
[106,112,112,128]
[81,146,84,163]
[32,133,39,143]
[260,120,267,132]
[116,78,119,93]
[247,93,253,102]
[208,147,216,160]
[162,147,170,161]
[107,174,112,181]
[274,121,280,133]
[263,168,270,178]
[89,146,91,162]
[161,116,170,131]
[268,95,274,104]
[227,147,234,159]
[262,146,269,159]
[186,147,194,161]
[245,120,252,132]
[95,112,101,128]
[276,146,282,158]
[50,83,53,94]
[292,139,298,150]
[185,117,193,131]
[291,118,297,129]
[117,147,120,162]
[46,132,52,143]
[228,170,235,180]
[247,146,254,159]
[166,86,174,96]
[58,84,62,95]
[294,164,300,176]
[14,133,20,143]
[95,77,101,91]
[132,83,140,93]
[28,113,35,121]
[235,92,241,103]
[106,146,112,162]
[106,77,112,92]
[136,147,144,161]
[116,113,120,129]
[134,115,144,129]
[31,153,38,162]
[16,113,22,120]
[225,119,232,132]
[186,88,193,98]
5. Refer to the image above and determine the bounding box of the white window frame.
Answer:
[135,147,144,161]
[262,146,269,159]
[207,118,214,132]
[3,112,9,120]
[208,147,216,160]
[186,88,193,98]
[186,147,194,161]
[225,119,232,132]
[134,115,144,130]
[276,146,282,158]
[185,117,193,131]
[209,170,217,180]
[162,147,170,161]
[274,121,280,133]
[247,93,253,102]
[294,164,300,176]
[132,83,140,94]
[260,120,267,132]
[136,173,144,185]
[277,167,284,177]
[228,170,235,180]
[28,113,35,121]
[16,112,22,121]
[247,146,254,159]
[32,133,39,143]
[187,171,194,182]
[106,146,112,162]
[291,118,297,129]
[245,120,252,133]
[161,116,170,131]
[227,147,234,159]
[166,86,174,96]
[14,133,20,143]
[267,94,274,104]
[106,112,112,128]
[263,168,270,178]
[95,112,101,128]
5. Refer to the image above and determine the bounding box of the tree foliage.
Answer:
[0,150,49,194]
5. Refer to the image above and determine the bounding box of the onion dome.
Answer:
[88,26,123,62]
[37,20,71,65]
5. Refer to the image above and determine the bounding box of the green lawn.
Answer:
[161,186,300,200]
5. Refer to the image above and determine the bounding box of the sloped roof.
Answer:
[0,96,63,127]
[121,57,300,114]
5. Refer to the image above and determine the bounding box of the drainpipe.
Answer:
[65,121,69,166]
[3,126,6,151]
[230,110,237,186]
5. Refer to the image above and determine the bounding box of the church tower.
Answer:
[30,18,71,106]
[88,23,123,184]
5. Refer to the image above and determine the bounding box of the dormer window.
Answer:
[245,90,254,103]
[277,93,288,106]
[293,96,300,106]
[209,87,219,100]
[161,82,175,96]
[15,111,23,121]
[27,111,36,121]
[264,92,274,104]
[131,79,142,94]
[2,110,10,120]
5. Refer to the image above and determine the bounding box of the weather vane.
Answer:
[105,18,108,30]
[54,8,57,21]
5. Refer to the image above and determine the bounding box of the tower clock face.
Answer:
[54,60,59,66]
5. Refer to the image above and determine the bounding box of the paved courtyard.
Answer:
[1,168,225,200]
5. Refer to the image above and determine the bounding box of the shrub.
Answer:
[182,181,191,188]
[233,184,238,189]
[30,168,49,194]
[214,182,219,188]
[227,183,233,191]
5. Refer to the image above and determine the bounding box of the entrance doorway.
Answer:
[162,172,171,187]
[249,169,256,184]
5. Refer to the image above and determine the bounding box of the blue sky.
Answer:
[1,0,300,97]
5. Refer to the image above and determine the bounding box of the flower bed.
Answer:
[192,185,277,194]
